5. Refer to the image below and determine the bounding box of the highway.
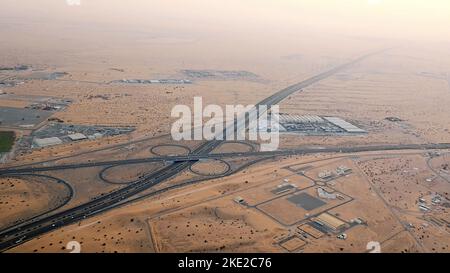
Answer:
[2,143,450,176]
[0,50,389,252]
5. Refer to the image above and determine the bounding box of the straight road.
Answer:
[2,143,450,175]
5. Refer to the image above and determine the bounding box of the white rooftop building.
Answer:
[279,114,325,124]
[33,137,63,148]
[318,170,334,180]
[317,187,337,199]
[88,133,103,140]
[323,117,366,133]
[68,133,87,141]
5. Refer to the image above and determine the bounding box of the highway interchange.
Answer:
[1,49,449,252]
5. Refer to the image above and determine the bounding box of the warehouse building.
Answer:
[277,114,366,135]
[68,133,87,141]
[317,187,337,200]
[323,117,366,133]
[279,114,325,124]
[314,213,347,231]
[33,137,63,148]
[318,170,334,180]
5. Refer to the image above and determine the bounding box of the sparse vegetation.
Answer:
[0,131,15,152]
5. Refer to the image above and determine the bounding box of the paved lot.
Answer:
[0,107,53,128]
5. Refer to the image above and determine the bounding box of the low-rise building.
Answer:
[318,170,333,180]
[314,213,346,231]
[317,187,336,199]
[88,133,103,140]
[336,165,352,175]
[33,137,63,148]
[68,133,87,141]
[234,196,245,205]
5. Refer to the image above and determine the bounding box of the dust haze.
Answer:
[1,0,450,254]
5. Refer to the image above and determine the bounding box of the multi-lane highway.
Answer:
[0,50,393,252]
[2,143,450,176]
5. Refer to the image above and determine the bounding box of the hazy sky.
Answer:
[1,0,449,42]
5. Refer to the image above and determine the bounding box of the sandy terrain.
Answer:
[101,162,166,184]
[212,142,256,154]
[190,160,230,176]
[278,47,450,150]
[10,151,449,253]
[356,154,450,252]
[0,176,71,229]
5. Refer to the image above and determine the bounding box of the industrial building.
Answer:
[336,165,352,175]
[33,137,63,148]
[318,170,334,180]
[314,213,346,231]
[297,224,324,239]
[323,117,366,133]
[68,133,87,141]
[317,187,337,199]
[234,196,246,205]
[350,217,366,225]
[278,114,325,124]
[88,133,103,140]
[278,114,366,135]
